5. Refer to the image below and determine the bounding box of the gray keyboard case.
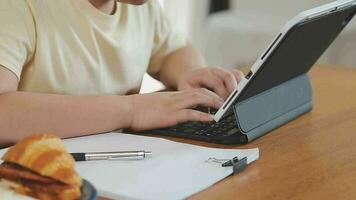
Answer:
[233,73,313,143]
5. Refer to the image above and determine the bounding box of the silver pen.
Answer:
[71,151,153,161]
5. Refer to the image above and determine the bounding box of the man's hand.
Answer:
[177,67,244,99]
[127,89,224,131]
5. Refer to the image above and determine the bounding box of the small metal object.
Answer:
[206,157,230,164]
[222,156,239,167]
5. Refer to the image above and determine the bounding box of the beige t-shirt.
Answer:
[0,0,186,95]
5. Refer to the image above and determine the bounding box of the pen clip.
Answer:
[107,155,144,160]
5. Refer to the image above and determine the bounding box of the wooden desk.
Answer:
[189,65,356,200]
[100,65,356,200]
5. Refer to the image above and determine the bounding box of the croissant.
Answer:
[0,134,82,200]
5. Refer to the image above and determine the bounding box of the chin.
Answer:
[117,0,148,5]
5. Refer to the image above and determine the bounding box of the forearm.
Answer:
[159,43,206,89]
[0,92,131,146]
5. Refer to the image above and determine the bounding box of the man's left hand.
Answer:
[177,67,244,100]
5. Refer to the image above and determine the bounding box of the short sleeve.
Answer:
[0,0,36,79]
[147,0,188,77]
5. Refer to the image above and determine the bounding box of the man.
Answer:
[0,0,243,146]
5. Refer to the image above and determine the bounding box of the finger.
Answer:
[177,81,195,91]
[195,88,224,102]
[175,109,214,124]
[199,74,229,99]
[211,68,238,95]
[178,89,224,110]
[171,89,222,110]
[193,88,225,109]
[179,71,228,99]
[229,69,245,83]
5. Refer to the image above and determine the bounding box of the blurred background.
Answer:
[141,0,356,92]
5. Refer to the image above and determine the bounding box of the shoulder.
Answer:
[0,0,31,12]
[0,0,34,27]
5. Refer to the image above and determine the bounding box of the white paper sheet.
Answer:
[0,133,259,200]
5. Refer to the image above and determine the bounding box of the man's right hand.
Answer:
[126,88,224,131]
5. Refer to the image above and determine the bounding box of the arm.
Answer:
[0,66,132,146]
[159,43,206,88]
[0,65,222,146]
[158,44,245,99]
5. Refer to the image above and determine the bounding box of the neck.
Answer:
[88,0,116,15]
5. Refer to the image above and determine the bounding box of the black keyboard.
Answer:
[168,114,237,138]
[141,113,248,144]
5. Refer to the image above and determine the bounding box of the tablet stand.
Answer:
[233,74,313,143]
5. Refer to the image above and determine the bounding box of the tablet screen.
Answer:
[237,5,356,103]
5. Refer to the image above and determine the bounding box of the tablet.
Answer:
[214,0,356,122]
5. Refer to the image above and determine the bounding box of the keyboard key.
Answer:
[223,128,239,136]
